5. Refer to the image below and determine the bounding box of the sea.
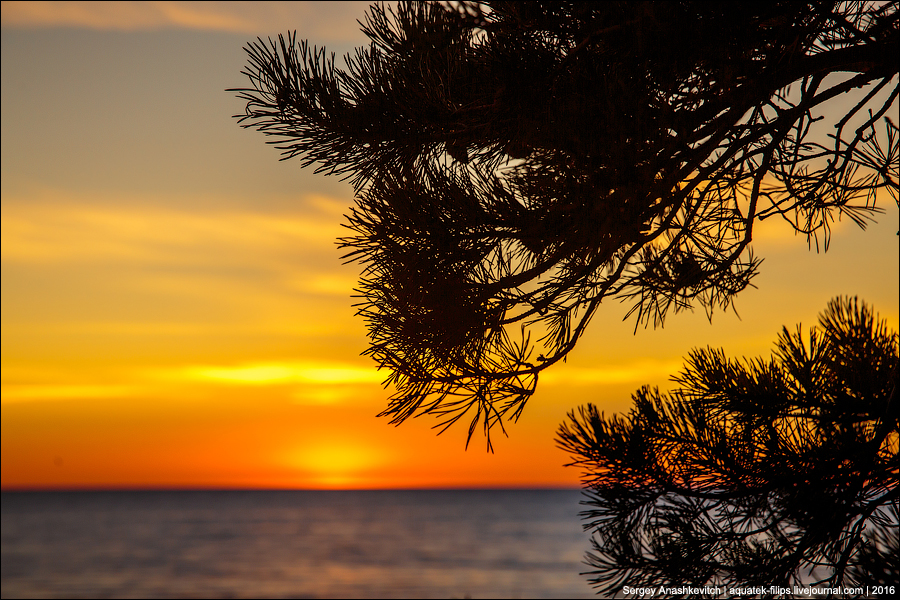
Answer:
[1,489,597,599]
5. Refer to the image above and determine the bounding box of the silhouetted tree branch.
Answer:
[557,297,899,596]
[232,1,898,447]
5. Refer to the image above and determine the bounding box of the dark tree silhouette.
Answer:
[232,1,898,446]
[557,296,899,596]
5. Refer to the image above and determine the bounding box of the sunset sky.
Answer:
[2,1,898,490]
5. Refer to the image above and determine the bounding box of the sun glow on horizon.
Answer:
[286,442,390,489]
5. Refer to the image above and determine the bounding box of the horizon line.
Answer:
[1,484,583,493]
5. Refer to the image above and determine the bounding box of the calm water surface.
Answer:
[2,489,596,598]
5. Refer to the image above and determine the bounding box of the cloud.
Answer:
[541,360,681,385]
[176,360,383,385]
[1,193,365,375]
[0,318,354,338]
[1,1,374,39]
[1,195,343,267]
[1,384,142,403]
[1,359,383,405]
[2,1,244,31]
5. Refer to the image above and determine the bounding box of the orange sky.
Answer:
[2,1,898,490]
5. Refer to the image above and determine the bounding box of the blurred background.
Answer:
[2,2,897,598]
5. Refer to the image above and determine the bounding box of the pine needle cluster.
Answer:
[558,297,898,596]
[232,1,898,445]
